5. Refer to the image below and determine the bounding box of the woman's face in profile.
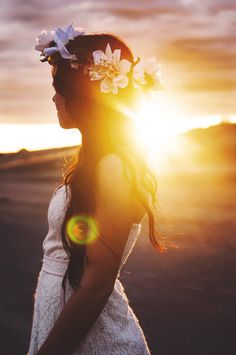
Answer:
[52,92,76,129]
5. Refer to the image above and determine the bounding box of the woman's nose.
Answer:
[52,94,56,102]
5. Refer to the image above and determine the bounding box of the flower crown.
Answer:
[35,22,164,95]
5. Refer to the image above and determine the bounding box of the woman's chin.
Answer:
[57,115,75,129]
[59,121,73,129]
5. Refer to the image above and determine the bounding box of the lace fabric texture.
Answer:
[27,185,151,354]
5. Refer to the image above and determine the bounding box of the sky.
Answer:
[0,0,235,126]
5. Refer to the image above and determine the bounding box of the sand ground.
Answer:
[0,162,235,355]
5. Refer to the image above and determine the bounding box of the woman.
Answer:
[28,23,166,355]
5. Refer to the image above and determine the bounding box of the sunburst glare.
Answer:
[134,92,186,166]
[130,92,224,171]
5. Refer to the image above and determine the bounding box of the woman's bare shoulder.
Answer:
[95,153,125,183]
[95,152,146,225]
[96,152,124,170]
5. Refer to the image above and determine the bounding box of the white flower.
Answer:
[36,22,85,59]
[132,57,163,90]
[88,43,131,94]
[35,29,55,52]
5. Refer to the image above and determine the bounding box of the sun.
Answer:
[131,92,225,172]
[133,92,186,165]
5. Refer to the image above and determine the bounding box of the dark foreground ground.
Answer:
[0,143,236,355]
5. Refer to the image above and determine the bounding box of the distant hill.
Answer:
[0,123,235,173]
[179,122,236,165]
[0,145,79,171]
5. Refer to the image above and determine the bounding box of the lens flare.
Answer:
[66,214,99,245]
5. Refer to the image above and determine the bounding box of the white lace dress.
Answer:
[27,184,151,354]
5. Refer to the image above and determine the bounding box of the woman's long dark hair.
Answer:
[50,33,167,303]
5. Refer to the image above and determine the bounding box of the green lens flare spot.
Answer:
[66,214,98,245]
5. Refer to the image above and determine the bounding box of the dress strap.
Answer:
[41,255,69,277]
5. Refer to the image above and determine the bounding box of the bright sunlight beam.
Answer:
[133,91,223,169]
[134,92,186,165]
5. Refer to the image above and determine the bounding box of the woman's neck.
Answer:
[81,114,137,160]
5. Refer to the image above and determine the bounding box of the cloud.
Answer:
[98,5,191,20]
[166,35,236,49]
[0,0,235,124]
[208,2,236,14]
[162,36,236,71]
[180,78,236,92]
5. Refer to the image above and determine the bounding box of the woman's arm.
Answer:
[36,266,115,355]
[36,153,146,355]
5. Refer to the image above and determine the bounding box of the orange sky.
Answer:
[0,0,235,125]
